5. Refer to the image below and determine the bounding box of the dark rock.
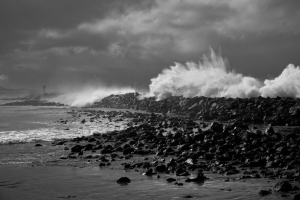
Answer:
[174,182,183,186]
[186,172,207,182]
[166,178,176,182]
[273,181,292,192]
[117,177,131,184]
[251,174,261,178]
[142,162,151,168]
[34,143,42,147]
[123,163,131,169]
[294,193,300,200]
[84,155,93,159]
[100,149,112,154]
[266,161,276,168]
[259,190,271,196]
[175,167,186,176]
[209,122,223,133]
[265,126,275,135]
[155,164,167,173]
[178,171,190,176]
[68,154,78,159]
[143,168,153,176]
[225,169,239,175]
[204,153,214,160]
[52,140,67,145]
[71,145,84,153]
[183,195,193,198]
[88,137,96,142]
[99,163,106,167]
[83,144,94,151]
[123,147,134,155]
[177,144,190,151]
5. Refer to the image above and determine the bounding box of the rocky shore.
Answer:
[52,109,300,199]
[90,93,300,126]
[1,99,66,106]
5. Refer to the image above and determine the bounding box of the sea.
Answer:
[0,106,130,164]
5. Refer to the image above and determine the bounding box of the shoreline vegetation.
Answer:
[1,93,300,199]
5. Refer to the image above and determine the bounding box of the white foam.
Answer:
[148,49,300,100]
[0,120,129,144]
[50,86,136,107]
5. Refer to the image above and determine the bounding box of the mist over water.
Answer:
[51,86,135,107]
[149,50,300,100]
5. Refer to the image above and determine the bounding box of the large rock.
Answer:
[259,190,271,196]
[273,181,292,192]
[117,177,131,184]
[185,172,208,182]
[71,145,84,153]
[294,193,300,200]
[155,164,167,173]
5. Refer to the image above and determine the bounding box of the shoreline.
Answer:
[1,108,300,199]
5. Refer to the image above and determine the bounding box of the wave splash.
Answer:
[51,86,135,107]
[149,50,300,100]
[260,64,300,98]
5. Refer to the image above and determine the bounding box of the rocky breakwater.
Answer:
[91,93,300,126]
[53,110,300,198]
[1,99,66,106]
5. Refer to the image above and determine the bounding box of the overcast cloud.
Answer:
[1,0,300,91]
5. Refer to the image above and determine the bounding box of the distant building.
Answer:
[43,85,46,95]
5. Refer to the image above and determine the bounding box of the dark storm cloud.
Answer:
[1,0,300,90]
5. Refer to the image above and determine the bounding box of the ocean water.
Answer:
[0,106,130,164]
[0,106,129,144]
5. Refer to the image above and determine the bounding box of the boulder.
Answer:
[71,145,84,153]
[155,165,167,173]
[273,181,292,192]
[259,190,271,196]
[185,172,208,182]
[166,178,176,182]
[294,193,300,200]
[117,177,131,184]
[143,168,153,176]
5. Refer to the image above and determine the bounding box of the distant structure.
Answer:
[43,85,46,95]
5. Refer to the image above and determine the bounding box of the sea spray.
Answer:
[149,50,262,100]
[259,64,300,98]
[50,86,135,107]
[50,50,300,105]
[148,50,300,100]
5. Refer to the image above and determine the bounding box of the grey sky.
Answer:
[1,0,300,91]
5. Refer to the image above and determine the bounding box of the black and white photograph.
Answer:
[1,0,300,199]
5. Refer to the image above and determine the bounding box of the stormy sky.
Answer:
[1,0,300,91]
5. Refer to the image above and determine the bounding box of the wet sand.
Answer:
[0,161,297,200]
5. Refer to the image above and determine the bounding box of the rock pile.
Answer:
[54,110,300,195]
[91,93,300,126]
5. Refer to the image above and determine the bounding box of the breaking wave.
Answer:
[149,50,300,100]
[51,86,135,107]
